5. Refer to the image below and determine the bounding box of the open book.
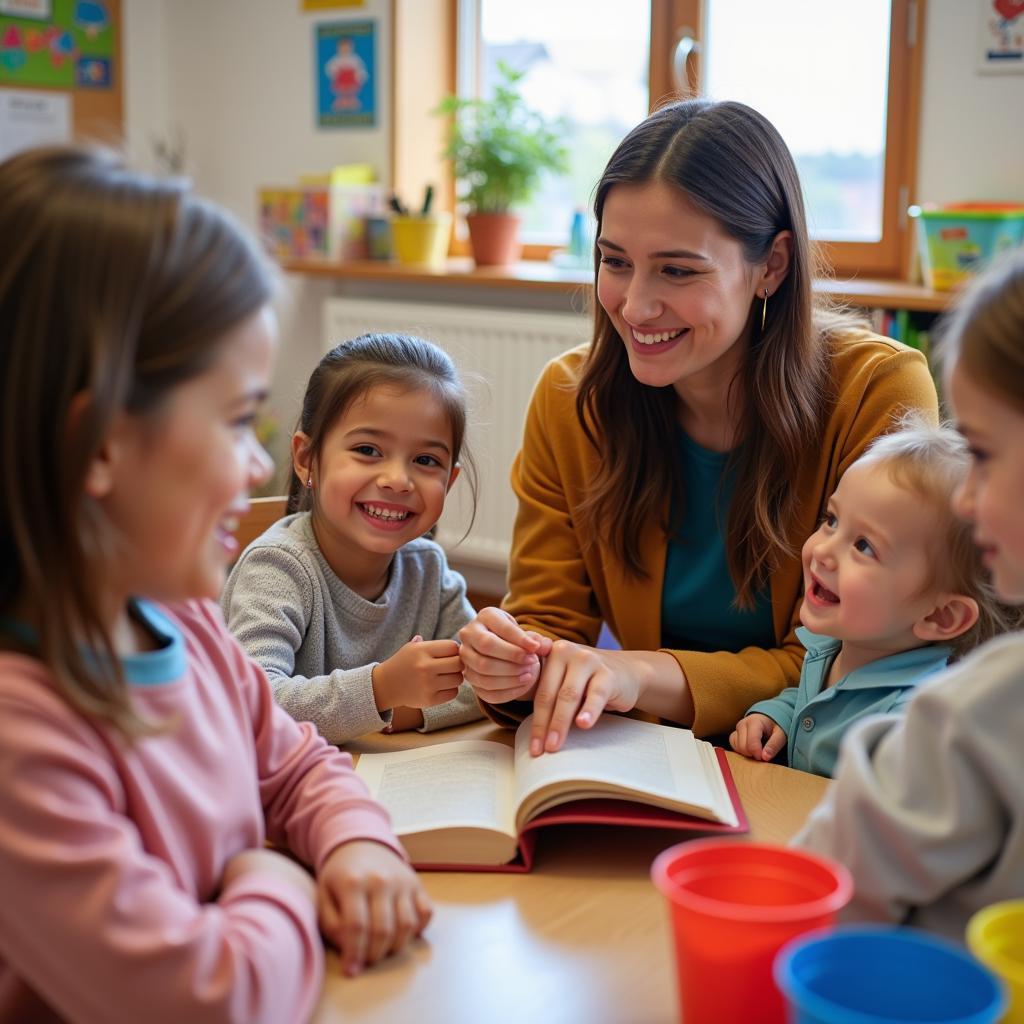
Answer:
[354,713,747,871]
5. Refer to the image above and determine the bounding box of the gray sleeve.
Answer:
[435,555,476,640]
[412,549,482,732]
[221,545,391,745]
[792,680,1009,925]
[419,682,484,732]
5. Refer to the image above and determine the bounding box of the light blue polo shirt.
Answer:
[747,626,953,777]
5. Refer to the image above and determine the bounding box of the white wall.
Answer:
[122,0,1024,487]
[124,0,392,479]
[917,0,1024,204]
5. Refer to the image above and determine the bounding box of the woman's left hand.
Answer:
[527,642,693,755]
[527,641,644,755]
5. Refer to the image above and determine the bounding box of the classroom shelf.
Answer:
[281,256,952,312]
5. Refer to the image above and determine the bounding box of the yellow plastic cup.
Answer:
[968,900,1024,1024]
[390,212,451,268]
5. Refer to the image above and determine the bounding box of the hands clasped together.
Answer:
[224,840,431,978]
[458,607,645,755]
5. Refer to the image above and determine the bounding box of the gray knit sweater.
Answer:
[220,512,482,743]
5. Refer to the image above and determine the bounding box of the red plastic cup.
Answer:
[651,839,853,1024]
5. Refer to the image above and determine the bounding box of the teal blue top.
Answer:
[661,430,774,654]
[0,599,185,686]
[747,626,953,777]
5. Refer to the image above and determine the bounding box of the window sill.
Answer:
[281,257,951,313]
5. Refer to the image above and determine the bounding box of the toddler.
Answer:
[731,418,1013,776]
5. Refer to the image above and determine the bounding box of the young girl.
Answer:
[0,146,429,1023]
[221,334,483,744]
[795,248,1024,941]
[731,418,1017,777]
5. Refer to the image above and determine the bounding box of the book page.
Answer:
[512,714,737,829]
[355,740,518,838]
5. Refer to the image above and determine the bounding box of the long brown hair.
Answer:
[287,333,478,529]
[0,145,273,735]
[577,98,853,607]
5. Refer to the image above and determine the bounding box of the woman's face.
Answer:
[596,181,762,400]
[949,360,1024,604]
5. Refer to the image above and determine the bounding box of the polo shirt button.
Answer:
[801,716,814,732]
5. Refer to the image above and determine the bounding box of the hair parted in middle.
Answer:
[856,412,1023,658]
[576,97,865,608]
[287,332,478,526]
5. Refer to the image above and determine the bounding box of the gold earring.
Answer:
[761,288,769,331]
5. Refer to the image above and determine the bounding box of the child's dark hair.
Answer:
[287,333,478,529]
[0,145,274,736]
[859,414,1024,658]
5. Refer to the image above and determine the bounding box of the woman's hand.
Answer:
[729,713,786,761]
[458,607,553,704]
[317,840,432,977]
[528,643,692,755]
[528,642,647,755]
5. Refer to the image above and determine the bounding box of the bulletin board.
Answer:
[0,0,122,144]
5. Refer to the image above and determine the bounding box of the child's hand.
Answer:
[458,607,553,704]
[729,713,787,762]
[317,840,432,976]
[372,636,464,712]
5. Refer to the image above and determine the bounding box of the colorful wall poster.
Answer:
[0,0,113,89]
[315,19,375,128]
[979,0,1024,72]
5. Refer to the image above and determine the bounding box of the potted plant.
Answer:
[436,62,569,266]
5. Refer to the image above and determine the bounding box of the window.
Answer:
[454,0,923,277]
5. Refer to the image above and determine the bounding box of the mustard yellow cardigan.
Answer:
[486,332,938,737]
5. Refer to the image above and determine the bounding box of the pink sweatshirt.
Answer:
[0,599,403,1024]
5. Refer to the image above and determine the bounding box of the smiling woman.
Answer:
[457,98,940,754]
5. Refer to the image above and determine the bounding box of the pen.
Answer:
[389,193,407,216]
[420,184,434,216]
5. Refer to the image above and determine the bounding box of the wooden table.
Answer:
[312,722,830,1024]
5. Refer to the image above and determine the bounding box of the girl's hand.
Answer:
[729,713,787,761]
[528,642,644,756]
[318,840,432,977]
[458,607,552,704]
[372,636,464,711]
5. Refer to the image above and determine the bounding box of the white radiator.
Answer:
[323,297,590,574]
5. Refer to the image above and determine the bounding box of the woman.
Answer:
[459,98,938,755]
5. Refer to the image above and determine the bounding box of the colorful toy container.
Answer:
[911,203,1024,291]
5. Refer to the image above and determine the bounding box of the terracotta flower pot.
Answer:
[466,212,521,266]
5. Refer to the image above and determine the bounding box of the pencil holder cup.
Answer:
[775,924,1007,1024]
[651,839,852,1024]
[968,900,1024,1024]
[390,212,451,268]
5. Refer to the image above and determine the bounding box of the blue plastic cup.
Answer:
[775,925,1007,1024]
